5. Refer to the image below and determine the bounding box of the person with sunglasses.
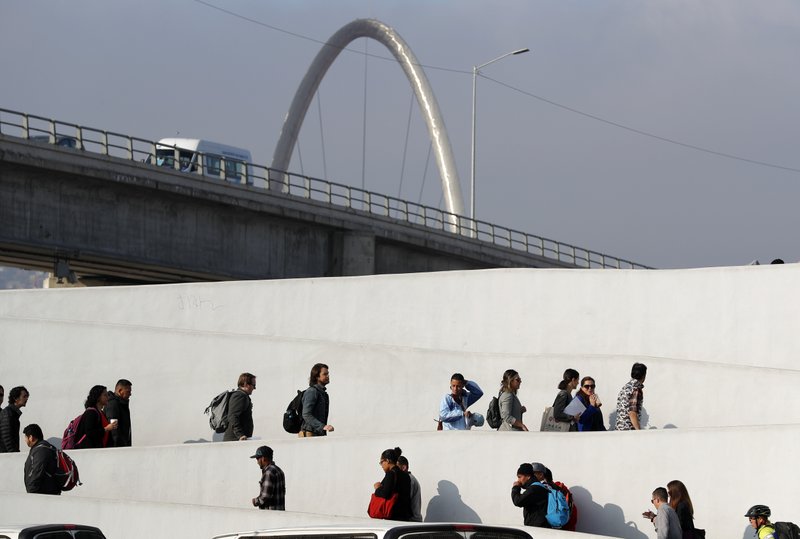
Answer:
[574,377,606,431]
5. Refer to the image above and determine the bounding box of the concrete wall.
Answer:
[1,264,798,538]
[0,265,798,447]
[1,427,796,539]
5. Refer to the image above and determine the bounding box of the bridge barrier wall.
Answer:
[0,266,798,447]
[0,426,796,539]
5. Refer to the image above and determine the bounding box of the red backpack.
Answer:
[61,413,86,450]
[553,481,578,531]
[54,450,81,491]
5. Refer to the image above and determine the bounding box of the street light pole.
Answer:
[470,47,530,224]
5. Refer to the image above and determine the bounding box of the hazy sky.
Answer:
[2,1,799,268]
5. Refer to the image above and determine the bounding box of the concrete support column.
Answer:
[341,231,375,276]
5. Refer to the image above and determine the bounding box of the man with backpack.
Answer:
[745,505,800,539]
[511,462,551,528]
[300,363,334,437]
[22,424,60,495]
[223,373,256,441]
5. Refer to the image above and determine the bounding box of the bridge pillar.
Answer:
[338,231,375,276]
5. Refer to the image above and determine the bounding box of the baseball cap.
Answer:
[250,445,273,459]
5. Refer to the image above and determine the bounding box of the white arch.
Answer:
[271,18,465,217]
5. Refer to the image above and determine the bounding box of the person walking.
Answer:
[22,423,60,495]
[104,379,133,447]
[300,363,334,437]
[552,369,580,431]
[643,487,682,539]
[574,376,606,431]
[745,505,776,539]
[0,386,29,453]
[372,447,412,521]
[615,363,647,430]
[250,445,286,510]
[511,462,551,528]
[439,373,483,430]
[667,480,699,539]
[223,373,256,442]
[75,385,117,449]
[498,369,528,431]
[397,455,422,522]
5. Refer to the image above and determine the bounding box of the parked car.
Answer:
[0,524,106,539]
[213,523,533,539]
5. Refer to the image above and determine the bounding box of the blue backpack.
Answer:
[532,481,570,528]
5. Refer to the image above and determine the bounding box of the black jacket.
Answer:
[511,481,551,528]
[0,404,22,453]
[375,466,412,521]
[24,440,61,495]
[75,407,108,449]
[104,392,132,447]
[223,389,253,441]
[301,384,330,435]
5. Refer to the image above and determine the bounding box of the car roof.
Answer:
[213,523,531,539]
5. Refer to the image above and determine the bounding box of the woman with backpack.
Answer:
[75,385,117,449]
[552,369,580,431]
[498,369,528,431]
[370,447,412,521]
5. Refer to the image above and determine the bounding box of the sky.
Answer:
[2,1,800,269]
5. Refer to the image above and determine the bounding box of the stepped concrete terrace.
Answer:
[0,265,798,539]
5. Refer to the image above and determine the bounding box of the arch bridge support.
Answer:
[271,18,465,218]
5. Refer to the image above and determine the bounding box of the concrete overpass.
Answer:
[0,117,648,285]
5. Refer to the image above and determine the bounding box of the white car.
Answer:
[0,524,106,539]
[213,523,533,539]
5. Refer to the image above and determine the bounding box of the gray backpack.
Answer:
[204,390,233,433]
[486,392,502,429]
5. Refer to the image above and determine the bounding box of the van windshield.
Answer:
[155,148,196,172]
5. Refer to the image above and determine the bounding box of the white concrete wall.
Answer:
[1,265,798,539]
[1,266,799,447]
[1,426,797,539]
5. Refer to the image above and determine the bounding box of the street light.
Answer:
[470,47,530,223]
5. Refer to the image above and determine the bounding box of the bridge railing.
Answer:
[0,108,651,269]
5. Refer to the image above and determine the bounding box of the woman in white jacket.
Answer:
[498,369,528,431]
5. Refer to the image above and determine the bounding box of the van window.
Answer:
[73,532,105,539]
[156,149,196,172]
[32,532,73,539]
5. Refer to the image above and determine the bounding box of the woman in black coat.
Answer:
[75,385,117,449]
[372,447,412,521]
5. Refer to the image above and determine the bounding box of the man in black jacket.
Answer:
[224,373,256,441]
[105,379,133,447]
[23,423,61,495]
[511,462,551,528]
[300,363,334,437]
[0,386,29,453]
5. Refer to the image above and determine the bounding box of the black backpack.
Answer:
[775,522,800,539]
[204,390,233,433]
[282,389,306,434]
[486,392,502,429]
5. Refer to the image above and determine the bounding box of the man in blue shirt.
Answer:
[439,373,483,430]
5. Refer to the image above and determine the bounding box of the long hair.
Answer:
[309,363,329,386]
[84,385,107,409]
[576,376,595,402]
[558,368,580,390]
[381,447,402,464]
[237,372,255,388]
[500,369,519,394]
[667,480,694,515]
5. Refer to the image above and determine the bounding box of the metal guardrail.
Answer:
[0,108,651,269]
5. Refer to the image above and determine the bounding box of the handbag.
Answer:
[540,406,571,432]
[367,492,398,519]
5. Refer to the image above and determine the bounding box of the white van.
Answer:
[0,524,106,539]
[153,138,253,184]
[213,523,533,539]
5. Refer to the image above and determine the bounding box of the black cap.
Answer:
[250,445,273,459]
[517,463,534,475]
